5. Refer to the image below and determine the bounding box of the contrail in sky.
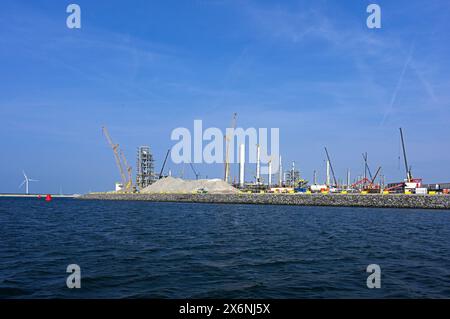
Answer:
[380,42,415,126]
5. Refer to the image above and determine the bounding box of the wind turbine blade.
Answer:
[23,170,27,179]
[19,180,25,188]
[29,179,39,182]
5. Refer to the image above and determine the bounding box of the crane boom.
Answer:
[102,126,127,189]
[324,147,338,186]
[362,153,373,180]
[370,166,382,185]
[399,128,412,182]
[189,163,200,180]
[159,149,170,179]
[352,177,371,188]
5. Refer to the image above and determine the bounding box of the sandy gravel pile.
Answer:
[141,176,240,194]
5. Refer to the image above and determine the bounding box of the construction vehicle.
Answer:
[102,126,133,193]
[351,166,383,193]
[399,127,422,192]
[120,149,134,192]
[382,128,422,194]
[294,178,309,193]
[195,187,208,194]
[364,166,382,193]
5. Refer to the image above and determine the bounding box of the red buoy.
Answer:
[45,194,52,202]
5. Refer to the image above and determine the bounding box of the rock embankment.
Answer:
[78,193,450,210]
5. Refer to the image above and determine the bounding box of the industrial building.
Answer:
[422,183,450,193]
[136,146,155,190]
[102,122,448,196]
[284,162,301,187]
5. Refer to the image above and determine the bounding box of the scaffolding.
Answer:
[136,146,155,190]
[285,162,301,187]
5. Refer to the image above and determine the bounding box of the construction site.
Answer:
[96,117,450,208]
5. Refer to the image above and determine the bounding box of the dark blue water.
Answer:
[1,198,450,299]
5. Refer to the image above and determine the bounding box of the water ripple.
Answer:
[1,198,450,298]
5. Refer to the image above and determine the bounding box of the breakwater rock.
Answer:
[78,193,450,210]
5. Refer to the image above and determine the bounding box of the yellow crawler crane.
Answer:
[120,149,133,192]
[102,126,133,193]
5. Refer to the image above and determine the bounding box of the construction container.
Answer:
[311,184,328,192]
[415,188,428,195]
[115,182,124,192]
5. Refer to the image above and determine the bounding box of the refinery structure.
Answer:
[101,118,449,196]
[136,146,155,190]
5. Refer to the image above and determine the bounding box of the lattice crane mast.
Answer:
[102,126,129,192]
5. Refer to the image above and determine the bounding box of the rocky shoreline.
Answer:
[78,193,450,210]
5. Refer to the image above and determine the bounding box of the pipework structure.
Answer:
[136,146,155,190]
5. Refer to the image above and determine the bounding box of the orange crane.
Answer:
[352,166,382,191]
[224,113,237,183]
[384,183,404,192]
[102,126,132,192]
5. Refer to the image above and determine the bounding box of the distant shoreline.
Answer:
[0,193,79,198]
[78,193,450,210]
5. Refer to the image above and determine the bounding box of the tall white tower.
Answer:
[278,155,282,186]
[256,144,261,185]
[268,160,272,187]
[239,143,245,187]
[347,169,351,189]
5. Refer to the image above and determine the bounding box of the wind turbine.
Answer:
[19,171,39,194]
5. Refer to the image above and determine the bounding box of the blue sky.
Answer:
[1,0,449,193]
